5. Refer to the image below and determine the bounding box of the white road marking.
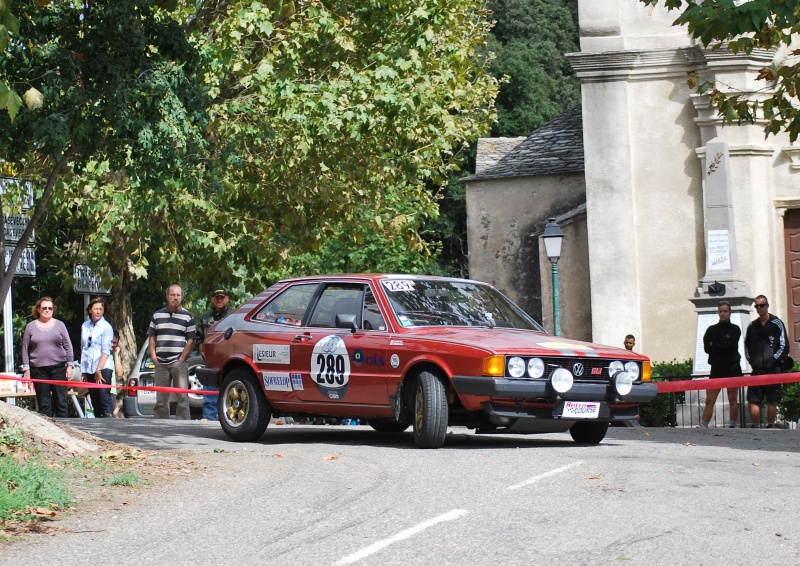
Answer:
[333,509,469,565]
[506,460,584,491]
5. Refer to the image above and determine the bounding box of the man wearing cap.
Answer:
[196,286,232,421]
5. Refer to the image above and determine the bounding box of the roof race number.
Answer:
[311,335,351,400]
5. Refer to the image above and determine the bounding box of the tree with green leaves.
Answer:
[187,0,498,282]
[0,0,22,120]
[642,0,800,141]
[486,0,580,137]
[3,0,498,366]
[0,0,209,367]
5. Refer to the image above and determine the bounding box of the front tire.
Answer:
[569,421,609,444]
[412,370,448,448]
[219,368,271,442]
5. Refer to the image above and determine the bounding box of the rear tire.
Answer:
[412,370,448,448]
[367,419,410,433]
[219,368,271,442]
[569,421,609,444]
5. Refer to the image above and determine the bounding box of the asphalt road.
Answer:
[3,420,799,565]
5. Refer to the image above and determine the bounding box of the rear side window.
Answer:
[252,283,319,326]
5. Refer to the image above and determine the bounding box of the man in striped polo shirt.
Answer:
[148,284,196,420]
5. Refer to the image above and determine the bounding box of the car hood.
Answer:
[397,327,646,360]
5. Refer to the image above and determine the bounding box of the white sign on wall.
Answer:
[707,230,731,271]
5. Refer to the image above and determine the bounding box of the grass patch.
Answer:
[103,472,140,487]
[0,425,27,451]
[0,454,73,523]
[72,455,114,470]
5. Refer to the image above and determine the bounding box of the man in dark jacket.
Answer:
[196,286,232,421]
[744,295,789,428]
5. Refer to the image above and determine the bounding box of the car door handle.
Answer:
[294,333,312,342]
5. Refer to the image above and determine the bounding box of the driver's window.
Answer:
[308,285,364,328]
[252,283,318,326]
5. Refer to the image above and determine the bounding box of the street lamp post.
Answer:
[542,217,564,336]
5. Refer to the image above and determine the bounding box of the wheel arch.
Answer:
[221,358,261,386]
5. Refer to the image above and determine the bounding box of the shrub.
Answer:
[778,360,800,423]
[638,359,692,427]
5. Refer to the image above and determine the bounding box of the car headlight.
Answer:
[528,357,545,378]
[551,367,574,393]
[508,357,526,378]
[608,360,624,377]
[613,371,634,396]
[624,361,640,380]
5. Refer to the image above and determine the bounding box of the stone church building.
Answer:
[463,1,800,366]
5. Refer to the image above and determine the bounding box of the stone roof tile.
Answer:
[463,106,584,182]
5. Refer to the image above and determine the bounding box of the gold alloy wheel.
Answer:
[225,382,249,425]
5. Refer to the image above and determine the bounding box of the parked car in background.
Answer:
[198,274,657,448]
[122,342,205,418]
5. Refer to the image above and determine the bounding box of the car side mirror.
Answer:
[335,314,358,333]
[224,327,234,340]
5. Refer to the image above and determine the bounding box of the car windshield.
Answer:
[381,278,546,331]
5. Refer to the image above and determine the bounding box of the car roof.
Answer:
[229,274,490,317]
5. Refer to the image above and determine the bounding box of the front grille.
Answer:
[542,358,610,380]
[505,356,622,380]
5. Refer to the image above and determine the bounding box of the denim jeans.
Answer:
[153,361,190,420]
[202,385,219,420]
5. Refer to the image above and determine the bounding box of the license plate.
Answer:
[561,401,600,419]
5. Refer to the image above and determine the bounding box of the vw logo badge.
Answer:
[572,362,584,376]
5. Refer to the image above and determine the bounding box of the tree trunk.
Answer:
[104,252,139,378]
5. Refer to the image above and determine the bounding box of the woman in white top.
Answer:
[80,298,115,418]
[21,297,74,417]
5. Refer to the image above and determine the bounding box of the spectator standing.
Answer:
[80,298,116,418]
[197,285,231,421]
[624,335,635,351]
[700,300,743,428]
[21,297,74,418]
[744,295,789,428]
[148,284,195,420]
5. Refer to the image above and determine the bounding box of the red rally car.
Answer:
[197,274,657,448]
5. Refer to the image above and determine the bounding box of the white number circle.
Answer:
[311,335,351,389]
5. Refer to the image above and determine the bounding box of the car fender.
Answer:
[219,353,262,385]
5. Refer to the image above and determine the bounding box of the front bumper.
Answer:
[451,375,658,404]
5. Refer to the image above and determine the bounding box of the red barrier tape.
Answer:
[654,371,800,394]
[0,373,214,395]
[5,372,798,396]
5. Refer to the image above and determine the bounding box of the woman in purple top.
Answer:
[21,297,75,417]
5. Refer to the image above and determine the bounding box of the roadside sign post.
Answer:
[73,264,112,313]
[1,176,36,375]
